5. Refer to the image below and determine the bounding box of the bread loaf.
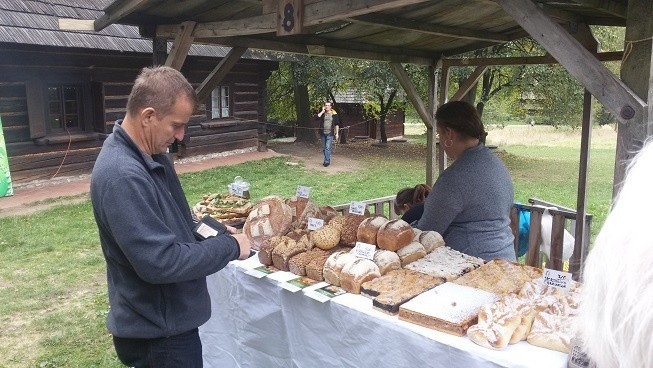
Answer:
[319,206,338,223]
[258,236,282,266]
[243,196,293,250]
[339,259,381,294]
[305,247,342,281]
[377,219,414,251]
[311,225,340,250]
[356,216,388,245]
[323,251,358,286]
[418,231,445,253]
[288,250,320,276]
[412,228,423,241]
[285,196,310,222]
[339,214,367,246]
[396,241,427,267]
[328,215,347,232]
[271,237,305,271]
[372,250,401,275]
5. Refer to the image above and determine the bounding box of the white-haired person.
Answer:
[578,139,653,368]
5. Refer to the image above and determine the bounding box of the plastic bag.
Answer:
[538,206,574,260]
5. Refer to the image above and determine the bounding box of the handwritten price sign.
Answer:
[307,217,324,230]
[353,242,376,260]
[229,183,245,197]
[543,268,572,290]
[296,185,311,198]
[349,201,366,215]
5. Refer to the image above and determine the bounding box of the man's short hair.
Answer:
[126,66,198,117]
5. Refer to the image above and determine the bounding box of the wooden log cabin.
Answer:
[331,91,405,141]
[0,0,279,184]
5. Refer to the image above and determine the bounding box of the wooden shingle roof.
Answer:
[0,0,274,59]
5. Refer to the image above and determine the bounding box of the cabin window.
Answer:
[48,85,82,131]
[210,86,230,119]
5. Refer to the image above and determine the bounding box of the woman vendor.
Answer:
[416,101,515,261]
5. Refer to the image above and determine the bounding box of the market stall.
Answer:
[199,257,568,368]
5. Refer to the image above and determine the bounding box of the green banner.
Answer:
[0,116,13,197]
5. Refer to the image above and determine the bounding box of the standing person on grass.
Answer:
[316,101,340,167]
[90,66,251,368]
[416,101,515,261]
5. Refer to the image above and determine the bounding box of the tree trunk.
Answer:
[294,83,316,143]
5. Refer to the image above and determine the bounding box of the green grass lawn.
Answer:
[0,131,616,367]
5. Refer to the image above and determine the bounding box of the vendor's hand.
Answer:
[231,233,252,260]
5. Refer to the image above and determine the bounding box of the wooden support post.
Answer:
[549,212,566,271]
[426,64,438,186]
[613,0,653,197]
[165,21,196,71]
[526,209,543,268]
[196,47,248,102]
[437,65,450,173]
[496,0,646,125]
[389,63,433,128]
[152,36,167,66]
[451,66,488,101]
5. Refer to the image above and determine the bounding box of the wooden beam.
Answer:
[165,21,196,71]
[438,65,450,173]
[568,0,627,18]
[193,36,437,65]
[443,51,623,67]
[347,14,511,43]
[613,0,653,197]
[158,0,430,39]
[389,63,433,129]
[196,47,248,102]
[426,64,438,186]
[152,36,167,66]
[94,0,153,31]
[496,0,646,126]
[451,66,488,101]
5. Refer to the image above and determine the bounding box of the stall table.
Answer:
[200,257,568,368]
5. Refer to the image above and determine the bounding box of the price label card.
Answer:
[303,282,346,303]
[353,241,376,260]
[245,265,276,279]
[307,217,324,230]
[543,268,572,290]
[349,201,366,215]
[229,183,245,197]
[296,185,311,198]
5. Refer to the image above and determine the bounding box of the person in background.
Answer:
[316,101,340,167]
[416,101,515,261]
[578,139,653,368]
[394,184,432,225]
[90,66,251,368]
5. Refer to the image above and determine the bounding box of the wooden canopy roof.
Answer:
[93,0,628,65]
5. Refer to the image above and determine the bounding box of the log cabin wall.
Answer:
[0,44,277,184]
[335,103,405,140]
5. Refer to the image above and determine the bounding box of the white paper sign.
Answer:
[349,201,366,215]
[307,217,324,230]
[543,268,572,290]
[353,241,376,260]
[296,185,311,198]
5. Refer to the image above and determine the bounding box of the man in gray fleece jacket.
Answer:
[91,66,251,367]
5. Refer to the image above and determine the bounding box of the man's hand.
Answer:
[230,233,252,260]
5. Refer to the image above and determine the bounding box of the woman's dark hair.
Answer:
[435,101,487,144]
[394,184,432,215]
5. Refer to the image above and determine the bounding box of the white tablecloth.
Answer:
[200,258,568,368]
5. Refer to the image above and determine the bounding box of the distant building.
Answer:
[0,0,278,183]
[331,90,405,140]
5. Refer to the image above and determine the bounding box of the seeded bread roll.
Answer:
[356,216,389,245]
[271,237,305,271]
[340,214,367,246]
[372,250,401,275]
[289,249,323,276]
[328,215,347,232]
[340,258,381,294]
[377,219,414,251]
[305,248,342,281]
[311,225,340,250]
[397,241,427,267]
[323,251,358,286]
